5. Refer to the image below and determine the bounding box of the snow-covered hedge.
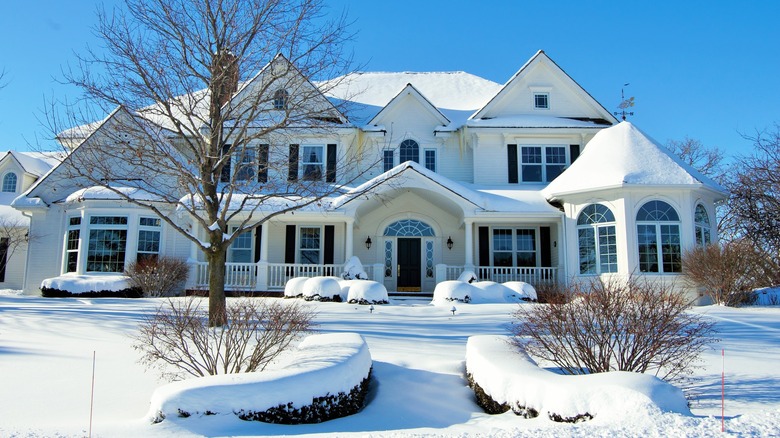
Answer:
[432,280,537,305]
[343,280,389,305]
[285,276,389,305]
[341,256,369,280]
[40,274,142,298]
[466,335,690,422]
[147,333,372,424]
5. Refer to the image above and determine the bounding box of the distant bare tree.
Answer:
[0,218,34,281]
[666,137,726,182]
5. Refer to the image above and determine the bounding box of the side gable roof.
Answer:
[543,121,729,200]
[366,83,450,127]
[470,50,618,125]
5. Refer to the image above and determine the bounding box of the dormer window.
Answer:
[2,172,17,193]
[534,92,549,109]
[273,89,289,110]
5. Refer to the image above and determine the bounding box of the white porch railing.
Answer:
[194,262,259,290]
[266,263,341,289]
[445,265,558,285]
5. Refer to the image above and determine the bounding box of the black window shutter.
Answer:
[324,225,335,264]
[288,144,299,181]
[569,144,580,163]
[507,144,518,184]
[326,144,337,183]
[258,144,269,183]
[254,226,262,263]
[285,225,296,263]
[540,226,552,267]
[478,226,490,266]
[0,238,7,282]
[220,144,232,183]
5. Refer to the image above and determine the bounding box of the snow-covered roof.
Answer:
[65,186,165,203]
[0,192,28,224]
[465,115,609,129]
[543,121,729,200]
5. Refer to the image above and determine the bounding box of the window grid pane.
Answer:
[2,173,17,192]
[383,150,394,172]
[598,226,618,273]
[384,219,434,237]
[521,146,542,182]
[424,150,436,172]
[87,229,127,272]
[516,229,536,267]
[578,228,596,274]
[399,139,419,163]
[425,240,434,278]
[301,146,324,181]
[660,224,682,273]
[637,224,658,272]
[299,227,320,264]
[492,229,513,266]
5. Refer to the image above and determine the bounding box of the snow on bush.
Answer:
[470,281,513,304]
[301,277,343,302]
[457,270,478,283]
[147,333,372,424]
[40,274,142,298]
[502,281,538,301]
[753,287,780,306]
[284,277,309,298]
[341,256,368,280]
[466,335,690,422]
[345,280,389,305]
[432,280,474,305]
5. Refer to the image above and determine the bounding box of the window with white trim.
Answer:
[577,204,617,274]
[694,204,712,246]
[301,145,324,181]
[399,139,419,164]
[534,92,549,109]
[636,200,681,273]
[273,89,289,110]
[424,149,436,172]
[299,226,321,264]
[492,228,536,267]
[65,217,81,273]
[383,150,394,172]
[229,226,252,263]
[2,173,17,193]
[137,217,161,263]
[234,146,256,181]
[520,146,567,182]
[86,216,128,273]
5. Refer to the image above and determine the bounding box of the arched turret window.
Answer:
[636,200,681,273]
[694,204,712,246]
[577,204,617,274]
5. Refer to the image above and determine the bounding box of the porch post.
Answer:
[344,218,354,261]
[464,219,474,268]
[257,223,270,290]
[184,218,200,290]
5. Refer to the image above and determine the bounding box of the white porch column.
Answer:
[257,223,270,290]
[344,218,354,261]
[464,219,474,267]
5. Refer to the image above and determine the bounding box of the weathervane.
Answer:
[614,83,635,121]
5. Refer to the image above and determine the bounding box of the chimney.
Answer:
[213,49,239,107]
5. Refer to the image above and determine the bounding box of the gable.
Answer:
[471,51,617,125]
[368,84,450,129]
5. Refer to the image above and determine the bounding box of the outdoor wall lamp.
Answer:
[446,236,454,250]
[365,236,372,250]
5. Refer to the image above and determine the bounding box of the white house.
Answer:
[12,50,727,298]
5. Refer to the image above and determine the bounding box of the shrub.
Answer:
[683,240,779,306]
[41,286,142,298]
[125,257,189,297]
[134,298,316,381]
[510,276,718,383]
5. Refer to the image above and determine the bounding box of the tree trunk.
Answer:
[207,247,228,327]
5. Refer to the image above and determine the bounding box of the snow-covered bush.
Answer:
[345,280,389,305]
[284,277,309,298]
[40,274,142,298]
[510,276,718,383]
[431,280,474,305]
[125,257,189,297]
[147,333,372,424]
[341,256,368,280]
[466,335,690,422]
[457,270,478,283]
[753,287,780,305]
[301,277,343,302]
[502,281,537,302]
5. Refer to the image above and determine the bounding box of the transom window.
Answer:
[534,92,549,109]
[299,227,321,264]
[694,204,712,246]
[384,219,434,237]
[2,173,17,193]
[301,145,324,181]
[520,146,567,182]
[636,200,681,273]
[87,216,128,273]
[399,139,420,164]
[493,228,536,267]
[577,204,617,274]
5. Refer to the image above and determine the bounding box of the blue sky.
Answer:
[1,1,778,159]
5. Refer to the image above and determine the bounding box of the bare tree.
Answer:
[511,276,718,383]
[683,240,779,306]
[666,137,727,182]
[0,218,33,281]
[47,0,383,325]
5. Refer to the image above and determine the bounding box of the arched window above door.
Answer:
[384,219,434,237]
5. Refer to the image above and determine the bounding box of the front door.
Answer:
[397,238,421,292]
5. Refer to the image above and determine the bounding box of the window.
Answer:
[229,226,252,263]
[220,144,232,183]
[299,227,321,264]
[520,146,567,182]
[65,217,81,273]
[87,216,128,273]
[425,240,434,278]
[694,204,712,246]
[384,219,435,237]
[399,139,419,164]
[273,89,289,110]
[383,150,394,172]
[384,240,393,277]
[577,204,617,274]
[492,228,536,267]
[534,92,549,109]
[636,200,681,273]
[137,217,161,263]
[2,173,17,193]
[301,145,324,181]
[234,146,256,181]
[424,149,436,172]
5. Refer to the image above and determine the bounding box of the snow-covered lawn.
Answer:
[0,295,779,437]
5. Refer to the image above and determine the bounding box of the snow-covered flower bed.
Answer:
[432,278,537,305]
[147,332,372,424]
[40,274,141,298]
[466,335,690,422]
